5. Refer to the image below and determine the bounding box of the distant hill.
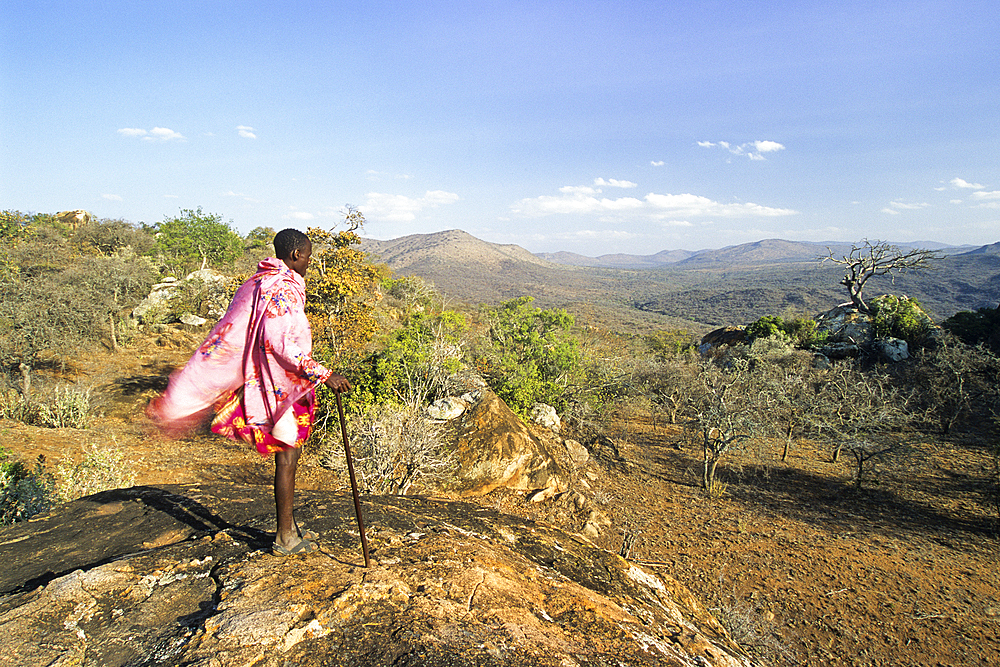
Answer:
[360,229,550,272]
[538,248,696,268]
[960,241,1000,256]
[359,230,1000,328]
[359,230,579,307]
[538,238,979,269]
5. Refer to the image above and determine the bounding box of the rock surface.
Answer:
[443,389,568,498]
[0,484,757,667]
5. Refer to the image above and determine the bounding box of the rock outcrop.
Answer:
[133,269,230,325]
[444,389,568,498]
[0,484,758,667]
[56,209,94,229]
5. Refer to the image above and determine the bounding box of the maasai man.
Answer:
[148,228,351,556]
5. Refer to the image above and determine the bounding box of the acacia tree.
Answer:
[305,206,385,370]
[804,363,908,488]
[155,208,244,275]
[822,240,939,313]
[683,357,774,493]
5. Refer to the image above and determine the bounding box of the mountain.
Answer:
[358,230,1000,326]
[360,229,550,272]
[359,230,578,307]
[960,241,1000,256]
[538,239,980,268]
[538,248,696,268]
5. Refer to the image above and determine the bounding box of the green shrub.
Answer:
[745,315,827,349]
[784,316,827,349]
[869,295,931,345]
[745,315,788,342]
[345,310,469,412]
[0,448,56,524]
[35,386,91,429]
[943,304,1000,354]
[476,296,583,416]
[55,446,138,502]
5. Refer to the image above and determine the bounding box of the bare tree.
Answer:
[822,240,939,313]
[804,363,909,488]
[684,358,773,493]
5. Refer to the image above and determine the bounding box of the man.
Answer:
[148,228,351,556]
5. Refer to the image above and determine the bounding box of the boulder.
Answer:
[133,269,229,324]
[700,326,746,349]
[873,337,909,362]
[817,342,862,360]
[427,396,468,420]
[564,438,590,465]
[0,484,760,667]
[529,402,560,433]
[55,209,94,229]
[180,313,208,327]
[815,305,872,343]
[444,388,567,497]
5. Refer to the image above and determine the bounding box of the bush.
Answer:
[0,386,92,429]
[943,304,1000,354]
[476,296,583,416]
[155,207,245,276]
[745,314,827,349]
[319,403,457,495]
[35,386,92,429]
[0,448,56,524]
[869,295,932,346]
[72,218,156,257]
[55,446,138,502]
[347,310,469,412]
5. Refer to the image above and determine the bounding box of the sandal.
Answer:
[272,537,319,556]
[295,521,319,541]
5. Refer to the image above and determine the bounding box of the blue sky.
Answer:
[2,0,998,255]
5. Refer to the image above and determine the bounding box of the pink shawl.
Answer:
[147,258,331,450]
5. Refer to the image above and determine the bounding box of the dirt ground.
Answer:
[3,330,999,666]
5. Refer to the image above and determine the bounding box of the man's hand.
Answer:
[324,373,352,393]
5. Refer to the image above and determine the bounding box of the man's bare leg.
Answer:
[274,446,308,550]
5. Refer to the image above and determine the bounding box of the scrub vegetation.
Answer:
[1,207,999,665]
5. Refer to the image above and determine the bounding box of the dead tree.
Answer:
[823,240,939,313]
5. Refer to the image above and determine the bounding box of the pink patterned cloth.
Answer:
[147,258,332,455]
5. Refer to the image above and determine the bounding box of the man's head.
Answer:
[274,229,312,277]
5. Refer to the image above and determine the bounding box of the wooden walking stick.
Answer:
[335,390,370,567]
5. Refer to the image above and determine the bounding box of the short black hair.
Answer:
[273,228,310,259]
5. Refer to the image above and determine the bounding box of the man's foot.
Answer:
[295,521,319,541]
[272,537,319,556]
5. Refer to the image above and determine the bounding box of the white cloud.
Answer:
[699,139,785,160]
[362,190,460,222]
[118,126,185,141]
[970,190,1000,200]
[101,194,122,201]
[593,178,637,188]
[881,208,901,215]
[163,194,179,198]
[650,160,664,166]
[888,200,930,210]
[237,125,257,139]
[149,127,185,141]
[512,184,796,219]
[951,177,985,189]
[753,140,785,153]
